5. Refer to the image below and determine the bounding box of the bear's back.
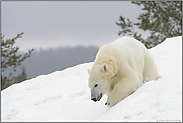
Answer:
[112,37,146,51]
[96,37,147,61]
[112,37,147,58]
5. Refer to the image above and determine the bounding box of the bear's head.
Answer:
[88,61,118,102]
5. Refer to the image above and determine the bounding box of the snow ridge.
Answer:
[1,36,182,122]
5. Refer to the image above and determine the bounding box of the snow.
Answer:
[1,36,182,122]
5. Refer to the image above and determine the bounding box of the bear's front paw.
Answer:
[105,102,114,107]
[105,96,116,107]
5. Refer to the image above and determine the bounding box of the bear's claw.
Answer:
[105,102,110,105]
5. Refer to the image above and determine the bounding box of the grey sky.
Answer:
[2,1,143,52]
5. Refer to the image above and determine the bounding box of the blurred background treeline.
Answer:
[1,1,182,90]
[1,33,99,90]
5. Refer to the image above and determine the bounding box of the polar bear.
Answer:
[88,37,161,107]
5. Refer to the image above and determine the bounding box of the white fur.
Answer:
[88,37,161,107]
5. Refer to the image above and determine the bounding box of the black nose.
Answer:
[91,98,97,102]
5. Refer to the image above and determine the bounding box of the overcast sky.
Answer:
[2,1,143,52]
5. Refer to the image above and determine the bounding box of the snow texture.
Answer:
[1,36,182,122]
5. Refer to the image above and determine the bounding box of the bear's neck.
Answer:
[95,54,119,77]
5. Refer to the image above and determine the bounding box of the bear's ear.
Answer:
[101,63,108,71]
[88,69,90,74]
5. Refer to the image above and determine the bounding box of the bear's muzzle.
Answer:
[91,93,102,102]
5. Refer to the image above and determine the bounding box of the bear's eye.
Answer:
[94,84,98,87]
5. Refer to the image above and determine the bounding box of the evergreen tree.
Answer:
[116,1,182,48]
[1,32,33,90]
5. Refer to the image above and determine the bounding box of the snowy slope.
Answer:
[1,36,182,122]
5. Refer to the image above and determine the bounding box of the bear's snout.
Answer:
[98,93,102,101]
[91,93,102,102]
[91,97,97,102]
